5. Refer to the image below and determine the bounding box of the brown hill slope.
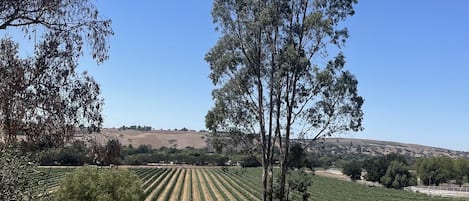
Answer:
[95,128,209,149]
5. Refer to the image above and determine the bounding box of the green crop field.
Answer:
[38,167,468,201]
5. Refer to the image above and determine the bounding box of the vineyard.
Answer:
[39,167,468,201]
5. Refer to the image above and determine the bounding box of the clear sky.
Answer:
[75,1,469,151]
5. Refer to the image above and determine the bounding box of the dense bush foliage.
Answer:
[240,155,262,167]
[288,143,313,169]
[416,156,469,186]
[380,161,416,189]
[0,145,50,200]
[351,153,417,189]
[121,146,230,166]
[54,168,143,201]
[342,160,362,180]
[38,140,90,166]
[362,153,407,182]
[286,170,313,201]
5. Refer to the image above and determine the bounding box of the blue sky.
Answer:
[46,1,469,151]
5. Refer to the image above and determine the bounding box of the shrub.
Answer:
[54,168,144,201]
[380,160,416,189]
[241,155,262,167]
[342,160,362,181]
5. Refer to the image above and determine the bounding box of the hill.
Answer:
[309,138,469,158]
[95,128,469,158]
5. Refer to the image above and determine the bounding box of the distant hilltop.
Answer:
[96,128,469,158]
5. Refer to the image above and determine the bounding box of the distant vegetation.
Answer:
[119,125,152,131]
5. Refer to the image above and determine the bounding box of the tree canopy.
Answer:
[54,168,144,201]
[206,0,362,200]
[0,0,113,148]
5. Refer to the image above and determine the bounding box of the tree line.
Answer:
[416,156,469,186]
[342,154,469,189]
[342,153,416,189]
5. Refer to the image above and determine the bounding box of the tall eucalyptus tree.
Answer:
[206,0,363,200]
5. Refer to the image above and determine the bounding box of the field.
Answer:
[39,167,468,201]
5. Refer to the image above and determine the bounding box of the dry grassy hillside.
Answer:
[88,128,210,149]
[311,138,469,158]
[75,129,469,158]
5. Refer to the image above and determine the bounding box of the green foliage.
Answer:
[90,139,122,166]
[240,155,262,168]
[416,156,457,186]
[286,171,313,201]
[54,168,144,201]
[380,161,416,189]
[120,147,230,166]
[38,140,89,166]
[363,153,407,182]
[415,156,469,186]
[104,139,122,165]
[206,0,363,199]
[288,143,311,169]
[37,167,463,201]
[453,158,469,186]
[0,145,50,201]
[342,160,362,180]
[0,0,112,148]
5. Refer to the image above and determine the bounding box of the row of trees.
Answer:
[121,145,231,166]
[34,139,121,166]
[342,154,416,189]
[416,156,469,186]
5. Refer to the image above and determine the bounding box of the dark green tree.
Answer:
[342,160,362,181]
[363,153,407,182]
[288,143,309,169]
[416,156,454,186]
[453,158,469,186]
[380,160,416,189]
[205,0,362,200]
[104,138,122,165]
[286,171,313,201]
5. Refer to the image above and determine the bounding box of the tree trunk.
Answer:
[279,132,290,201]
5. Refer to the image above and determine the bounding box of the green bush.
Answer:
[54,168,144,201]
[342,160,362,181]
[380,160,416,189]
[241,155,261,167]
